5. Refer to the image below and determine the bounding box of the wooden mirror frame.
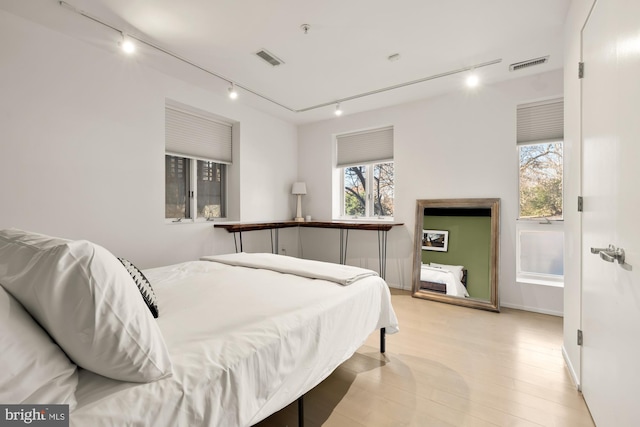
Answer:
[412,198,500,312]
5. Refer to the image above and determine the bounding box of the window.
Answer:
[164,156,227,219]
[165,101,232,221]
[516,99,564,286]
[519,141,563,219]
[336,127,394,219]
[343,163,394,217]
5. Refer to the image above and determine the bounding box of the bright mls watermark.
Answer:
[0,405,68,427]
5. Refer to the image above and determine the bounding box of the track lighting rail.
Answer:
[59,1,501,115]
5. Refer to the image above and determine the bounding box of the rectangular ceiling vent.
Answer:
[509,56,549,71]
[255,49,284,67]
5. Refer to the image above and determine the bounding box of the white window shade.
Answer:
[517,99,564,145]
[165,105,232,164]
[336,126,393,167]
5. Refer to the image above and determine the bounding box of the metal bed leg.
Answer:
[380,327,386,353]
[298,395,304,427]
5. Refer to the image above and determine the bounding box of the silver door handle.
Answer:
[591,244,626,264]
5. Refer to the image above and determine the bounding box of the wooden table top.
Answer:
[214,220,404,232]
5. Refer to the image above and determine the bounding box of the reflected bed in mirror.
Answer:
[412,198,500,312]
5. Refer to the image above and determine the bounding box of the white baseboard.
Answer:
[500,302,563,317]
[562,345,581,391]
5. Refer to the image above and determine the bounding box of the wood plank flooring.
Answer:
[256,290,594,427]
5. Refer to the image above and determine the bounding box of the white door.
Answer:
[581,0,640,425]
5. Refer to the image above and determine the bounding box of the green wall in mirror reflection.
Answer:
[422,214,491,300]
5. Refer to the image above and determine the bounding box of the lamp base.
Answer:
[294,217,304,222]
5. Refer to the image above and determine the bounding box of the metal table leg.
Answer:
[339,228,349,264]
[270,228,279,254]
[232,232,241,253]
[377,229,388,279]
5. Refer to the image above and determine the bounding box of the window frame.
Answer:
[517,140,564,221]
[339,161,394,220]
[516,139,564,287]
[165,154,228,224]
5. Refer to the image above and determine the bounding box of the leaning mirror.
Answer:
[412,198,500,312]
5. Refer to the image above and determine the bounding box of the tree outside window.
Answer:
[343,162,394,218]
[519,142,563,219]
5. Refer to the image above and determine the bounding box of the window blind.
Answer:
[336,126,394,167]
[165,105,232,164]
[517,99,564,145]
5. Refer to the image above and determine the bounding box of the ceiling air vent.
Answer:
[255,49,284,67]
[509,56,549,71]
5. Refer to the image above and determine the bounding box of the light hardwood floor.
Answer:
[257,290,595,427]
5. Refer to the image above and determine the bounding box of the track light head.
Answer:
[228,83,238,99]
[334,103,343,116]
[465,73,479,88]
[119,34,135,54]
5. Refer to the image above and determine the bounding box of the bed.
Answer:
[0,229,398,427]
[419,263,469,297]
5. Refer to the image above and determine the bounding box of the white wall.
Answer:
[0,10,298,268]
[298,69,565,315]
[562,0,596,390]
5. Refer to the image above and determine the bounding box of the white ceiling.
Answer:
[1,0,571,124]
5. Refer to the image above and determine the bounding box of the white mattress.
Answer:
[70,260,398,427]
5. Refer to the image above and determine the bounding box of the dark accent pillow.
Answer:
[117,258,159,318]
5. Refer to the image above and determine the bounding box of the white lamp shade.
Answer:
[291,182,307,195]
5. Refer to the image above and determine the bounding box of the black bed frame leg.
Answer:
[298,395,304,427]
[294,329,383,427]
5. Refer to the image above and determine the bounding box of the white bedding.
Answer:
[70,259,398,427]
[420,265,469,297]
[201,252,378,285]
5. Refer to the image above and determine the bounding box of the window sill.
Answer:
[165,218,228,224]
[165,218,193,225]
[517,277,564,288]
[335,217,395,222]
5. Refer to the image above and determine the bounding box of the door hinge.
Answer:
[578,62,584,79]
[578,196,583,212]
[577,329,583,346]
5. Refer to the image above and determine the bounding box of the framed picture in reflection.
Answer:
[422,230,449,252]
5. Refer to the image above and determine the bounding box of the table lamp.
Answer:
[291,182,307,222]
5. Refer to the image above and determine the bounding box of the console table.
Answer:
[214,220,403,279]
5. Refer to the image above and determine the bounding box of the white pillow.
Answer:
[429,262,464,281]
[0,285,78,408]
[0,229,172,383]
